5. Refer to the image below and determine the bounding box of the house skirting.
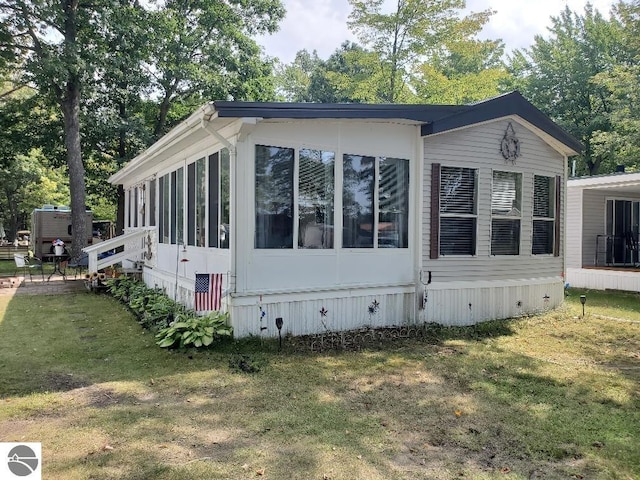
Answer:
[141,269,564,336]
[419,277,564,326]
[566,267,640,292]
[229,285,416,337]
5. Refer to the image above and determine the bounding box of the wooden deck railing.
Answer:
[82,227,156,274]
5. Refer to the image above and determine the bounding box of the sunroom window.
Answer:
[491,171,522,255]
[439,166,477,255]
[342,154,409,248]
[298,148,335,249]
[255,145,295,248]
[533,175,555,254]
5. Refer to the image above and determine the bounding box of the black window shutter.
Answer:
[430,163,440,259]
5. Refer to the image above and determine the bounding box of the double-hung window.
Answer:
[342,154,409,248]
[532,175,555,255]
[439,166,477,256]
[491,171,522,255]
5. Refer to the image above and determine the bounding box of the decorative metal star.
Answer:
[320,307,328,317]
[368,300,380,315]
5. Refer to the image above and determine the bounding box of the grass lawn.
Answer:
[0,286,638,479]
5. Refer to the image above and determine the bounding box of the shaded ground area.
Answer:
[0,276,86,296]
[0,291,638,480]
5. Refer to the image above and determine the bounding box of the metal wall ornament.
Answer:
[500,122,521,164]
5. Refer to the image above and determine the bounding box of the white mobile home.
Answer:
[98,92,581,337]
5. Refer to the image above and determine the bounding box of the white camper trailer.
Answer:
[31,206,93,257]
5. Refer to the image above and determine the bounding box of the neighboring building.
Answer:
[566,171,640,292]
[96,91,581,337]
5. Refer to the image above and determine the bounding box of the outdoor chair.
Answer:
[67,253,89,278]
[14,253,44,282]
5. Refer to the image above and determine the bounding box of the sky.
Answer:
[255,0,617,64]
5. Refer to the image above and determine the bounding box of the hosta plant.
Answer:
[155,311,233,348]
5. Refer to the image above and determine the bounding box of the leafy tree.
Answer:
[347,0,494,102]
[590,1,640,172]
[146,0,285,138]
[0,0,124,254]
[509,4,624,175]
[0,87,69,239]
[413,38,510,104]
[312,41,390,103]
[273,49,323,102]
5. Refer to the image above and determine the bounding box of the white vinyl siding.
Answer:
[423,119,565,282]
[565,187,583,268]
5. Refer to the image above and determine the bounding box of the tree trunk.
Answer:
[62,82,87,258]
[154,92,173,139]
[60,0,87,258]
[115,98,127,235]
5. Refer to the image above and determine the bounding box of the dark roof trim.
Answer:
[212,91,582,154]
[212,100,467,123]
[421,91,583,154]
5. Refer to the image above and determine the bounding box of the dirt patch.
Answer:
[43,372,92,392]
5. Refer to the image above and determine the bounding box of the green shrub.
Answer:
[106,277,233,348]
[155,311,233,348]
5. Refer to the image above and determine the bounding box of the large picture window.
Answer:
[299,148,335,249]
[533,175,555,254]
[343,154,375,248]
[439,166,477,256]
[255,145,294,248]
[491,171,522,255]
[343,154,409,248]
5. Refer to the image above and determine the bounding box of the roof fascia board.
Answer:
[109,103,215,184]
[568,172,640,189]
[422,91,583,155]
[213,100,466,122]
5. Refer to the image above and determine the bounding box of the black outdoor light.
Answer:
[580,295,587,317]
[275,317,284,350]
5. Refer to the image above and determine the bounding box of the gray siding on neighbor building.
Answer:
[580,189,640,267]
[565,187,583,269]
[422,119,566,283]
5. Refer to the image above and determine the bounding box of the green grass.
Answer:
[0,258,57,277]
[0,288,638,479]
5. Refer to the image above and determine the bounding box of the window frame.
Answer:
[253,144,410,251]
[491,170,522,256]
[532,174,557,256]
[437,165,478,257]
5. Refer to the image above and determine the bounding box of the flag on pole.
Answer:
[194,273,223,311]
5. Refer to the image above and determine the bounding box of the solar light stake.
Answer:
[275,317,283,351]
[580,295,587,317]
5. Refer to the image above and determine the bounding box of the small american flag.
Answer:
[194,273,223,311]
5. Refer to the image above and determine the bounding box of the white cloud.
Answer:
[256,0,616,64]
